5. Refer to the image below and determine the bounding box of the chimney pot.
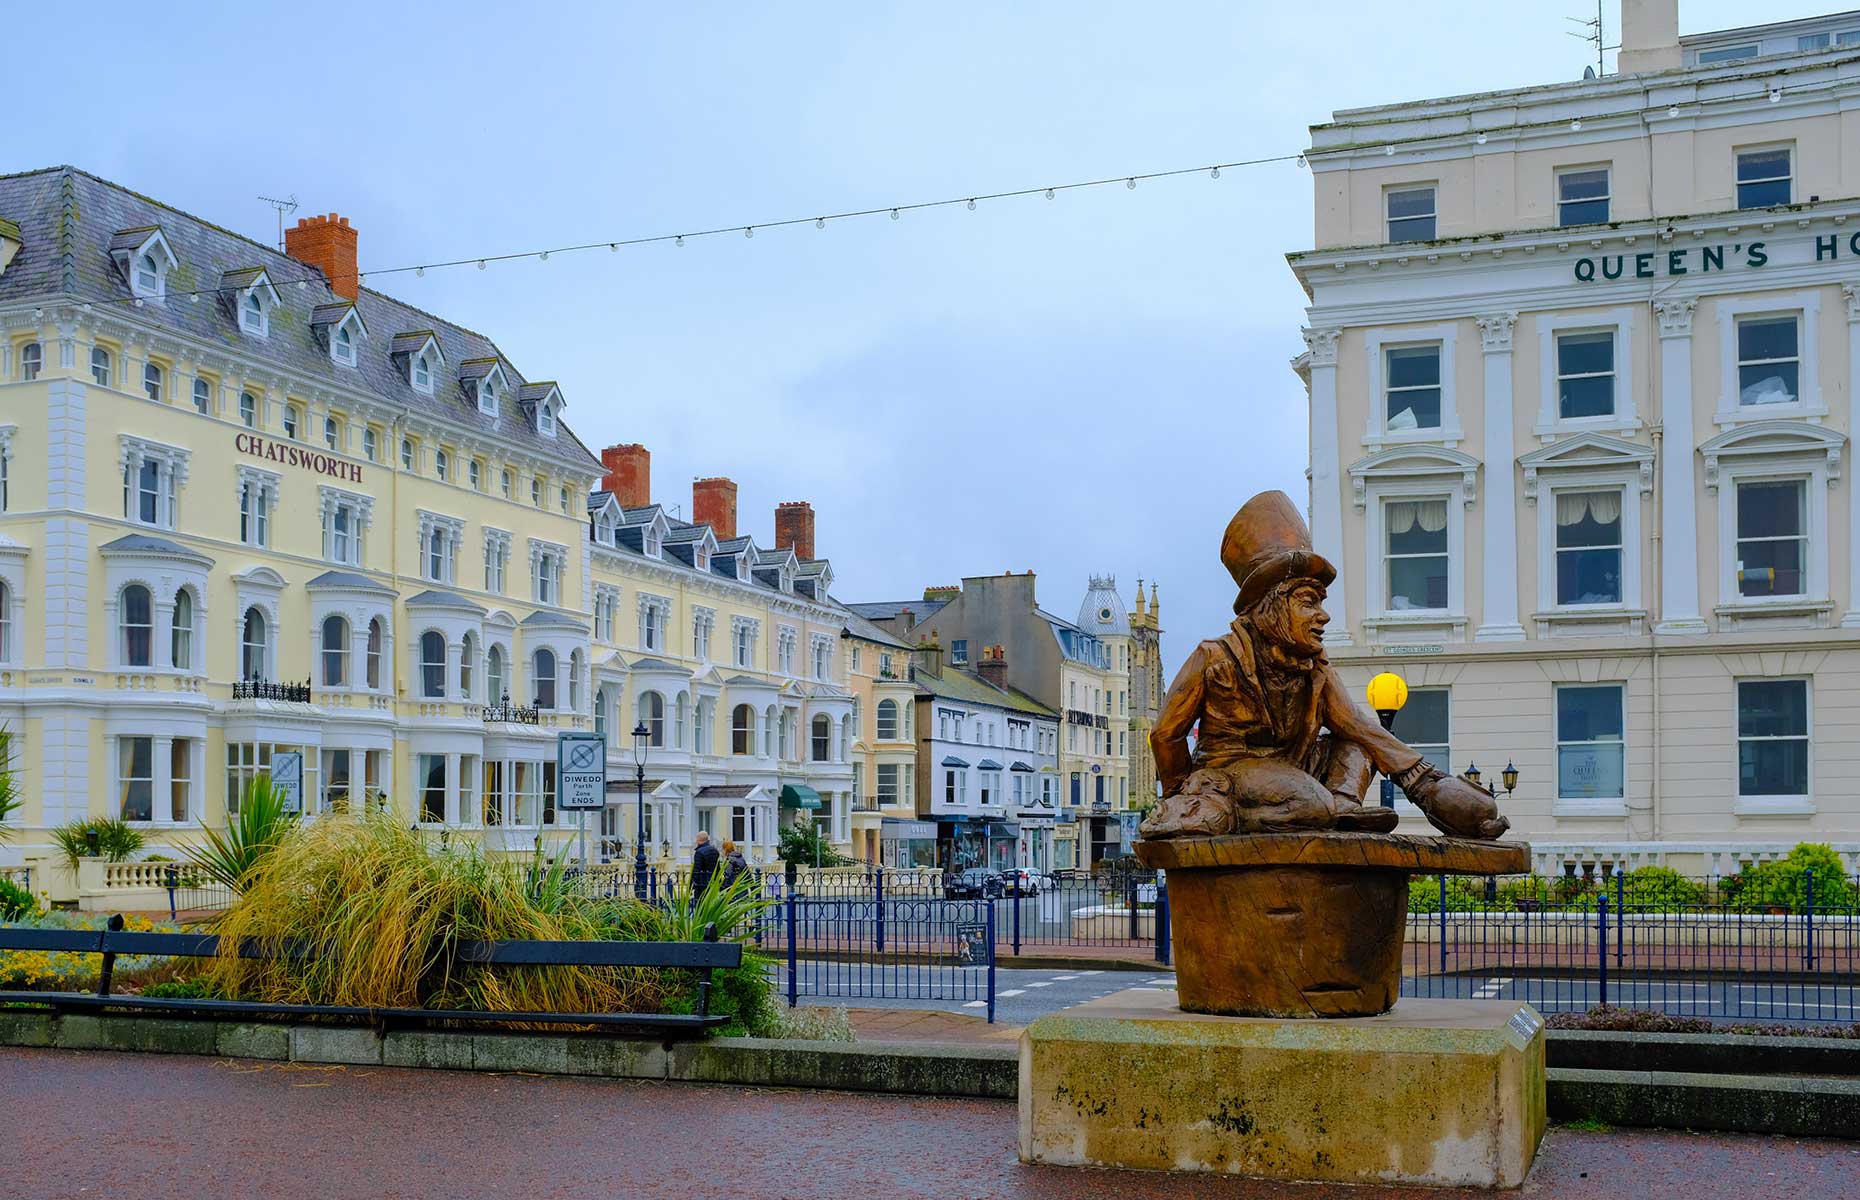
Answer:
[775,500,815,561]
[694,477,738,540]
[598,443,650,508]
[284,210,361,300]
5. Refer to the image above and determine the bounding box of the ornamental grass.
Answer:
[200,811,673,1015]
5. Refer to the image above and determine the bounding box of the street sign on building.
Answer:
[270,751,303,815]
[557,732,607,811]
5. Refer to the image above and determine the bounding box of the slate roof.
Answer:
[520,609,588,632]
[846,598,947,622]
[835,606,914,651]
[98,532,210,561]
[108,225,160,252]
[916,664,1059,719]
[305,569,394,592]
[405,589,487,613]
[696,785,755,800]
[0,166,599,474]
[627,656,686,673]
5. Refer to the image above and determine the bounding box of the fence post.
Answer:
[1155,876,1171,966]
[1596,892,1609,1009]
[986,897,997,1025]
[1804,868,1816,973]
[1615,870,1624,971]
[1128,875,1140,942]
[786,887,799,1009]
[1438,874,1448,976]
[1012,872,1023,956]
[874,865,885,954]
[164,866,179,923]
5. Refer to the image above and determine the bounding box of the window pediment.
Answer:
[1347,445,1480,509]
[1519,432,1654,501]
[1700,420,1845,492]
[110,227,177,297]
[231,564,287,591]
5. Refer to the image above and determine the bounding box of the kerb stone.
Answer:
[289,1025,383,1065]
[1019,988,1546,1189]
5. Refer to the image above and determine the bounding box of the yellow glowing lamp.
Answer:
[1366,672,1409,719]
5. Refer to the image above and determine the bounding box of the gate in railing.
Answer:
[776,894,997,1021]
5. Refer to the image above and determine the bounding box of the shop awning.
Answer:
[779,783,824,810]
[986,822,1020,839]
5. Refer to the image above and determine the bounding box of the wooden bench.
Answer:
[0,915,743,1042]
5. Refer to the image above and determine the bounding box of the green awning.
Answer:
[780,783,824,810]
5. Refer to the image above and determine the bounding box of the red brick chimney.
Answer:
[976,644,1008,690]
[285,214,359,300]
[599,444,650,508]
[694,477,737,539]
[775,501,815,561]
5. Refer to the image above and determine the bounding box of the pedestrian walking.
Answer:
[720,839,748,889]
[689,830,720,896]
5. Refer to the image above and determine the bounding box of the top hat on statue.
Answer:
[1221,490,1337,614]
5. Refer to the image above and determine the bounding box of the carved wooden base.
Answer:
[1136,832,1531,1019]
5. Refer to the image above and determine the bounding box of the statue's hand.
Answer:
[1396,762,1510,840]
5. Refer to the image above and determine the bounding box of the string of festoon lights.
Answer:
[82,151,1307,309]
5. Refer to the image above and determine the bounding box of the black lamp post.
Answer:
[631,720,650,901]
[1365,673,1408,809]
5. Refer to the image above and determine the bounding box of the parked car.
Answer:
[943,868,1005,899]
[1003,868,1046,896]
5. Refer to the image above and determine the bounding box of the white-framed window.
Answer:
[1390,687,1450,773]
[732,618,758,668]
[531,477,543,506]
[362,428,379,462]
[20,342,41,381]
[240,391,258,428]
[1534,309,1637,435]
[320,487,371,565]
[1737,678,1811,809]
[91,346,112,387]
[1364,325,1460,445]
[731,704,755,755]
[170,588,194,670]
[538,399,556,436]
[1554,330,1615,420]
[485,643,505,702]
[1736,144,1792,209]
[478,373,498,416]
[484,530,511,594]
[532,648,558,709]
[1556,684,1625,811]
[367,618,384,690]
[434,448,449,482]
[282,405,300,440]
[119,584,153,667]
[638,594,670,651]
[777,626,798,675]
[1386,184,1436,242]
[468,459,482,491]
[121,438,187,530]
[118,735,155,822]
[1734,478,1808,600]
[1552,489,1624,607]
[641,691,666,746]
[593,588,617,642]
[1697,42,1758,63]
[401,438,415,470]
[692,608,715,661]
[419,630,447,698]
[877,698,900,740]
[142,361,163,402]
[500,469,512,499]
[559,485,570,515]
[1735,314,1799,408]
[240,606,270,679]
[133,252,164,299]
[811,637,832,680]
[237,469,278,547]
[418,513,463,584]
[1383,497,1450,612]
[333,323,356,366]
[811,714,833,762]
[321,615,350,687]
[459,633,477,701]
[531,542,566,605]
[323,415,340,451]
[412,349,435,394]
[1715,294,1822,422]
[1556,166,1610,226]
[241,290,268,336]
[950,639,968,665]
[192,377,210,413]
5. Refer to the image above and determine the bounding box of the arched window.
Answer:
[479,375,497,415]
[594,690,608,737]
[20,342,41,381]
[0,581,10,662]
[674,694,688,749]
[731,704,754,755]
[135,252,162,296]
[90,347,112,387]
[486,644,506,703]
[191,377,210,413]
[771,706,785,759]
[242,291,265,334]
[324,415,340,451]
[366,618,383,689]
[120,585,152,667]
[642,691,665,747]
[420,632,446,698]
[459,633,476,700]
[568,651,583,711]
[170,589,193,670]
[693,698,709,754]
[241,607,268,679]
[532,649,557,709]
[142,361,163,402]
[333,325,354,365]
[239,391,257,428]
[876,699,899,740]
[413,350,433,392]
[811,714,832,762]
[321,615,349,687]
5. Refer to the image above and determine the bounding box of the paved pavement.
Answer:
[790,961,1177,1025]
[4,1048,1858,1199]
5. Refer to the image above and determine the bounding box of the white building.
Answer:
[1291,1,1860,876]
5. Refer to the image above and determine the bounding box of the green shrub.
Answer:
[1407,874,1487,912]
[1734,844,1856,911]
[661,951,779,1038]
[1618,866,1706,911]
[180,776,298,893]
[139,978,217,1000]
[777,818,851,868]
[0,877,34,921]
[51,818,145,873]
[0,727,19,845]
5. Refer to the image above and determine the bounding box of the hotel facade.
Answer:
[0,167,873,893]
[1292,2,1860,875]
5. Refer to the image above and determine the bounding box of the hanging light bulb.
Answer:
[890,208,900,220]
[1209,167,1220,179]
[816,218,825,229]
[539,251,549,261]
[1384,145,1395,155]
[1476,133,1487,145]
[297,280,307,291]
[609,243,618,252]
[190,293,199,304]
[744,227,754,238]
[674,235,685,247]
[1668,105,1680,117]
[1570,119,1582,131]
[477,260,486,270]
[32,307,42,319]
[134,297,144,308]
[1769,88,1782,103]
[1296,153,1307,167]
[1044,188,1055,200]
[1125,178,1136,190]
[966,198,977,210]
[415,266,425,277]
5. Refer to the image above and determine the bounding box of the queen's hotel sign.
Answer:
[235,432,366,484]
[1572,228,1860,284]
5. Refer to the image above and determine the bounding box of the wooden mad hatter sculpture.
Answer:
[1140,490,1507,843]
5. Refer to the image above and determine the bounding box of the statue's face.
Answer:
[1257,581,1329,658]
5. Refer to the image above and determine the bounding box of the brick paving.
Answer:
[4,1047,1860,1199]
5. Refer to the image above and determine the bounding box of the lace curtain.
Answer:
[1555,490,1621,528]
[1385,499,1448,535]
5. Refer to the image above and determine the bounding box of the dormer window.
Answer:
[334,325,355,364]
[695,546,710,570]
[112,228,176,301]
[478,372,501,417]
[314,304,367,368]
[538,399,556,436]
[134,253,163,299]
[241,291,267,336]
[413,350,435,394]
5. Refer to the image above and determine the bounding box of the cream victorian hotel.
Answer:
[1294,1,1860,876]
[0,165,895,883]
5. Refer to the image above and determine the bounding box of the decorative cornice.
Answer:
[1300,326,1341,367]
[1475,311,1518,353]
[1656,298,1698,339]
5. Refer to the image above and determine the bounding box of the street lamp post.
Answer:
[631,720,650,901]
[1365,672,1409,809]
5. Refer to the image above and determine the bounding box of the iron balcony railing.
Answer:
[483,698,542,724]
[230,677,313,703]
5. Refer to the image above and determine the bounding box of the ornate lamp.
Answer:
[1500,762,1520,797]
[631,720,651,900]
[1365,672,1409,809]
[1463,762,1483,789]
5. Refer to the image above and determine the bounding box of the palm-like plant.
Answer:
[51,818,145,873]
[180,776,298,893]
[0,728,20,845]
[659,869,775,942]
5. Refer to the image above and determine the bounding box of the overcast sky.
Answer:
[5,1,1830,674]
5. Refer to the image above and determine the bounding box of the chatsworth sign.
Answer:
[1573,231,1860,284]
[234,432,366,484]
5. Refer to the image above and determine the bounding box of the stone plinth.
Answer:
[1137,832,1529,1017]
[1019,988,1546,1188]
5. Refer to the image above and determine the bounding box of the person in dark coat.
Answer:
[720,839,749,889]
[689,831,720,895]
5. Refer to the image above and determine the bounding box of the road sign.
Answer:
[270,751,303,814]
[557,732,607,812]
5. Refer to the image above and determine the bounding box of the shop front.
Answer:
[1015,816,1055,872]
[880,818,939,868]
